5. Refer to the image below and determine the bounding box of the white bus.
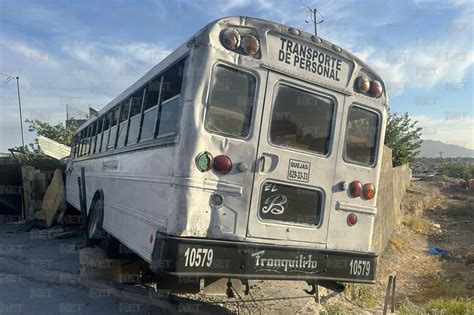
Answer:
[66,16,387,294]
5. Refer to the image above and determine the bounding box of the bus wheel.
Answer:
[87,198,104,244]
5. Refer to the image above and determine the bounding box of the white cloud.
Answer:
[0,39,56,65]
[412,114,474,150]
[118,42,171,64]
[218,0,253,14]
[0,37,172,150]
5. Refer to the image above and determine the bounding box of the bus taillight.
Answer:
[347,213,358,226]
[355,75,383,98]
[349,181,362,197]
[213,155,232,174]
[363,183,376,200]
[369,80,383,98]
[220,29,240,50]
[220,28,260,56]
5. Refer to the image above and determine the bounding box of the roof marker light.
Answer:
[288,28,301,36]
[311,35,322,43]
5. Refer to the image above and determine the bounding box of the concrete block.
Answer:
[79,247,148,284]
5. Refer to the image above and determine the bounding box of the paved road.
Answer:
[0,224,228,314]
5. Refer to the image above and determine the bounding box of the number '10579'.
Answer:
[184,247,214,267]
[349,259,371,276]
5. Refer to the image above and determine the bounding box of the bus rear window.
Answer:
[344,106,379,166]
[205,65,256,138]
[270,85,334,155]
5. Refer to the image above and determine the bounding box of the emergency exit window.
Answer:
[344,106,380,166]
[270,84,334,155]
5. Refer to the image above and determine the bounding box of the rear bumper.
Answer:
[150,233,377,283]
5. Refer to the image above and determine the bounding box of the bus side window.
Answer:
[101,112,111,152]
[72,135,78,158]
[127,89,145,145]
[157,60,184,137]
[161,59,184,101]
[79,130,85,157]
[85,125,92,155]
[95,117,104,154]
[117,99,130,148]
[107,108,120,149]
[205,65,256,138]
[90,122,97,154]
[140,78,161,141]
[344,106,380,166]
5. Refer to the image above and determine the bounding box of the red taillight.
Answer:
[370,80,383,97]
[213,155,232,174]
[347,213,358,226]
[363,183,376,200]
[349,181,362,197]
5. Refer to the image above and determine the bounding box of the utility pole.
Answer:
[304,5,324,36]
[1,73,25,150]
[16,76,25,150]
[312,8,318,36]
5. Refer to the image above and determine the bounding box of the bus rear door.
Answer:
[247,71,344,244]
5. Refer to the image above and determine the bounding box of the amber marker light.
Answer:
[355,76,370,94]
[240,34,260,55]
[363,183,376,200]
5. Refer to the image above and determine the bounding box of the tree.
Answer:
[384,112,423,167]
[25,118,78,148]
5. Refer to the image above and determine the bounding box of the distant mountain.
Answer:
[419,140,474,158]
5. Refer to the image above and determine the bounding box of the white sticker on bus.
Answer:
[287,159,310,183]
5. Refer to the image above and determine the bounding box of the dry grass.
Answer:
[402,216,432,235]
[389,234,406,251]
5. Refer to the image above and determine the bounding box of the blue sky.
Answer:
[0,0,472,152]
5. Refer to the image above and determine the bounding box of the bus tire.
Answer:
[87,197,104,244]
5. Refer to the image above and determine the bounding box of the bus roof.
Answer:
[75,16,385,134]
[204,16,383,82]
